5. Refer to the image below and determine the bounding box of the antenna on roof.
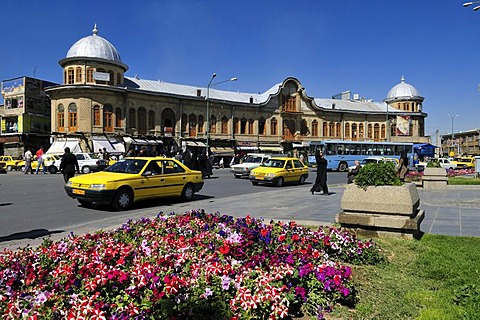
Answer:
[33,66,37,78]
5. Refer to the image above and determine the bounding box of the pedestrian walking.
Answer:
[24,149,33,174]
[310,150,329,195]
[60,147,80,183]
[35,147,47,174]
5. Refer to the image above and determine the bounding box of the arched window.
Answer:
[258,117,266,135]
[329,122,335,137]
[116,73,121,86]
[359,123,364,139]
[270,118,277,135]
[368,124,373,139]
[336,123,341,137]
[108,71,114,86]
[68,103,77,131]
[381,124,386,139]
[233,117,239,134]
[115,108,122,127]
[75,67,82,83]
[374,124,380,141]
[240,118,247,134]
[248,119,254,134]
[181,113,187,134]
[63,70,67,84]
[93,105,101,126]
[189,114,197,136]
[198,115,204,133]
[86,68,94,83]
[352,123,357,141]
[148,110,155,131]
[57,104,65,132]
[300,120,308,136]
[345,123,350,138]
[128,108,136,130]
[67,68,74,84]
[221,116,229,134]
[312,120,318,136]
[104,105,114,132]
[138,107,147,134]
[210,115,217,134]
[323,122,328,137]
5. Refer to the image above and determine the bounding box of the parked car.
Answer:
[249,157,309,187]
[65,157,204,210]
[230,153,272,178]
[0,156,25,171]
[451,156,475,169]
[51,153,109,174]
[29,155,61,173]
[416,158,457,171]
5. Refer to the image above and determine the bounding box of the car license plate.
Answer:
[72,189,85,195]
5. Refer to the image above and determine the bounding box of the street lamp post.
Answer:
[206,74,237,150]
[447,114,458,156]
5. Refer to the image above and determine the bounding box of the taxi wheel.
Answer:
[113,188,133,211]
[49,166,58,174]
[251,181,259,186]
[82,166,91,174]
[6,165,12,171]
[298,175,306,185]
[18,166,24,172]
[181,184,194,201]
[275,177,284,187]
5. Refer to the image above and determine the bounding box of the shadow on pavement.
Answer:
[0,229,65,243]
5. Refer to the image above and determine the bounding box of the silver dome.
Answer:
[386,76,420,99]
[66,24,122,63]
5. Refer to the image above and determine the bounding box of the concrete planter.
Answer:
[422,167,447,189]
[337,183,424,239]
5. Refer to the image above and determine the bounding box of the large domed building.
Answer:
[44,25,428,163]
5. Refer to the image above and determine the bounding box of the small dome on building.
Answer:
[66,24,123,63]
[386,76,420,99]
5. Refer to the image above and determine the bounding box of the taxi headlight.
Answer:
[90,184,106,189]
[266,173,277,177]
[66,181,73,187]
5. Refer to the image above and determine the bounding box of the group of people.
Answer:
[23,147,48,175]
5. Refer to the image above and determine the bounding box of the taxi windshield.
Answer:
[262,159,285,168]
[104,159,147,174]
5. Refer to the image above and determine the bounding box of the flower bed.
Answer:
[0,210,383,319]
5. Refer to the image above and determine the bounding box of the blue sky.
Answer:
[1,0,479,143]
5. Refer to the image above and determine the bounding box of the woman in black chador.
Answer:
[310,150,329,195]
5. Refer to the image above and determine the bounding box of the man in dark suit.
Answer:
[60,147,80,183]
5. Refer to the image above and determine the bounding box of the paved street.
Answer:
[1,169,480,251]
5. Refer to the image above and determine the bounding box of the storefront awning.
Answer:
[124,137,163,146]
[92,139,125,155]
[237,146,259,151]
[259,146,283,152]
[211,147,235,156]
[184,141,207,147]
[46,139,83,155]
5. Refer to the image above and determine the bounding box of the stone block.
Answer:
[341,183,419,216]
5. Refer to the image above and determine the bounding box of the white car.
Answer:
[416,158,457,171]
[230,153,272,178]
[52,153,109,174]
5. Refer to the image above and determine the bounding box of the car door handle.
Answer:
[141,180,145,183]
[183,177,186,179]
[161,179,165,182]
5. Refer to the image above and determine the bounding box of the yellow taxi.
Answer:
[64,157,204,210]
[30,155,60,173]
[451,156,475,169]
[0,156,25,171]
[249,157,309,187]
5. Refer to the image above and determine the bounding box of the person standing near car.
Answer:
[310,150,329,195]
[35,147,47,174]
[60,147,80,183]
[24,148,33,174]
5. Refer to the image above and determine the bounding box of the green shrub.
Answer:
[426,160,441,168]
[355,162,402,189]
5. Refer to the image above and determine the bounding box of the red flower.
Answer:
[278,234,286,242]
[219,244,230,255]
[260,228,268,237]
[291,234,299,241]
